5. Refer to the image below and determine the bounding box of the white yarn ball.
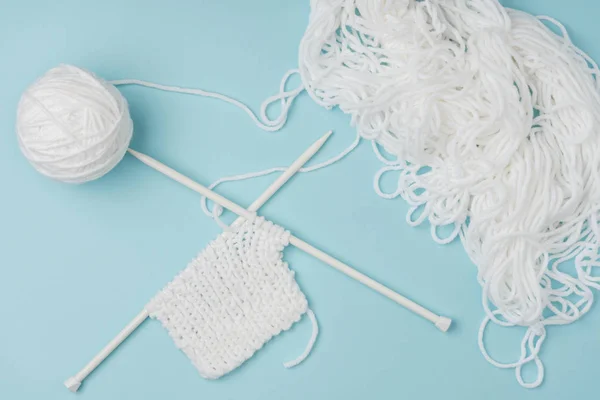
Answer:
[16,64,133,183]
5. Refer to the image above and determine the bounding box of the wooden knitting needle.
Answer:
[64,131,334,392]
[129,143,452,332]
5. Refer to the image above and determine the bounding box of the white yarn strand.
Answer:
[298,0,600,388]
[200,134,361,219]
[110,69,303,132]
[283,309,319,369]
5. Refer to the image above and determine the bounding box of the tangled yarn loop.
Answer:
[298,0,600,387]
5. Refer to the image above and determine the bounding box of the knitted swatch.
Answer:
[146,217,309,379]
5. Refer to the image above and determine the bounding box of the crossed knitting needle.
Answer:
[65,131,452,392]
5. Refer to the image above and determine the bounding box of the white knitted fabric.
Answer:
[146,216,308,379]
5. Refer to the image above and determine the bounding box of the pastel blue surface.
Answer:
[1,1,598,399]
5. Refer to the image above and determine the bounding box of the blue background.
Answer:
[0,1,598,399]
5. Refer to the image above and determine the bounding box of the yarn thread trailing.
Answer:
[146,216,316,379]
[15,64,305,184]
[296,0,600,388]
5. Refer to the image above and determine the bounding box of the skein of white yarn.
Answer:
[298,0,600,388]
[16,64,305,184]
[17,65,133,183]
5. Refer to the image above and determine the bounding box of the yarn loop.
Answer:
[298,0,600,388]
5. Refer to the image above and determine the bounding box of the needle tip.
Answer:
[313,130,333,149]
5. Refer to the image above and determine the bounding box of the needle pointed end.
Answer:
[319,130,333,143]
[309,130,333,153]
[301,131,334,161]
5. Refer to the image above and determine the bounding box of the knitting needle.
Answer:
[64,131,333,393]
[128,145,452,332]
[237,130,332,223]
